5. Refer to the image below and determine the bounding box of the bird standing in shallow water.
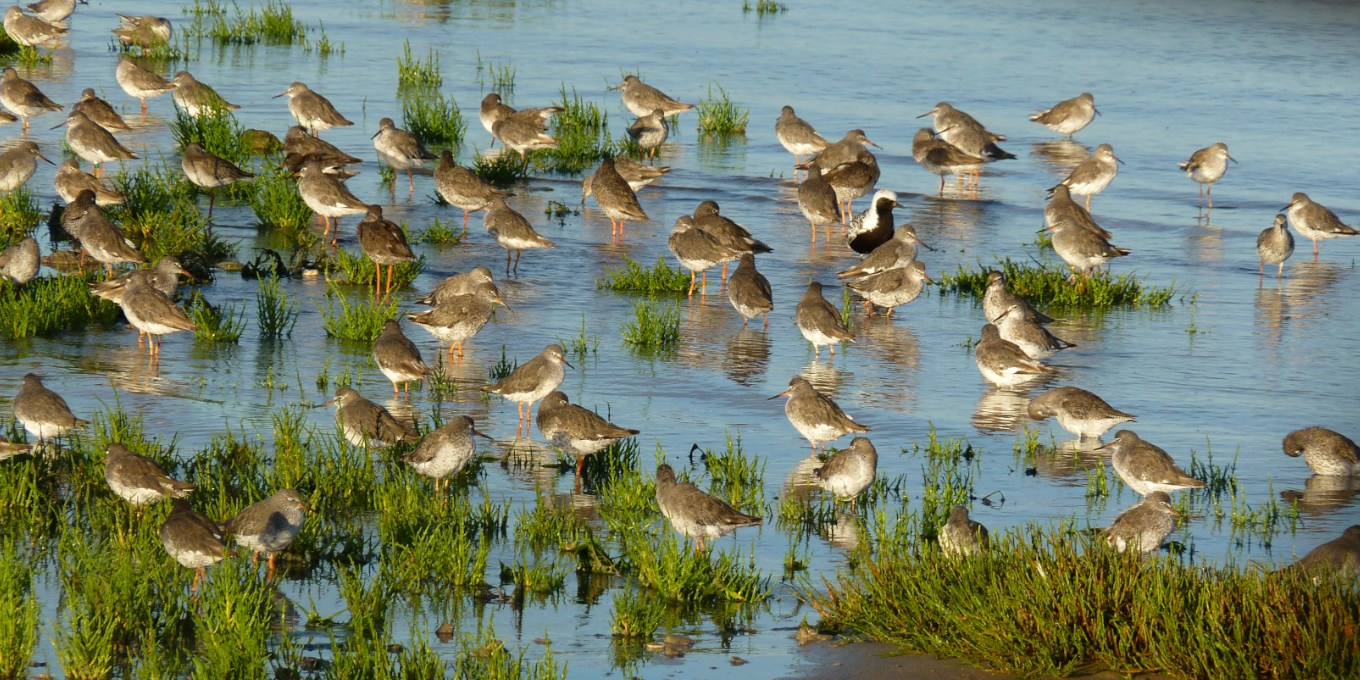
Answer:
[1257,214,1294,279]
[320,388,419,462]
[940,505,989,556]
[655,463,760,553]
[797,165,840,244]
[1282,192,1358,259]
[484,197,555,276]
[537,391,639,484]
[434,150,509,234]
[1055,143,1120,210]
[1030,93,1098,140]
[356,205,415,298]
[181,142,253,218]
[1282,427,1359,476]
[373,117,436,196]
[973,323,1052,387]
[275,82,352,137]
[407,280,507,361]
[727,254,773,329]
[1026,387,1134,441]
[589,157,647,242]
[668,216,741,297]
[13,373,86,443]
[480,344,571,438]
[1100,430,1206,496]
[770,376,870,455]
[116,57,175,114]
[0,66,61,131]
[775,105,830,178]
[372,320,430,398]
[296,156,367,244]
[160,499,236,594]
[1104,491,1181,554]
[795,281,854,359]
[220,490,310,580]
[611,75,694,118]
[626,108,668,160]
[813,437,877,510]
[404,416,492,496]
[1178,143,1235,210]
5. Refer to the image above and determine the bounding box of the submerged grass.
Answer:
[186,290,246,344]
[0,275,121,340]
[474,151,530,187]
[328,246,426,290]
[537,85,624,175]
[0,543,37,679]
[808,516,1360,680]
[318,282,399,342]
[695,83,749,134]
[596,255,689,295]
[255,274,300,338]
[401,91,465,148]
[0,186,42,247]
[396,40,442,92]
[937,256,1180,308]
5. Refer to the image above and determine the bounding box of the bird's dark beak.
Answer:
[915,110,934,119]
[371,130,381,139]
[316,399,336,408]
[1167,505,1184,519]
[1093,107,1102,116]
[473,429,495,441]
[36,153,53,165]
[298,501,313,511]
[1114,156,1125,165]
[1227,155,1238,164]
[1095,441,1116,451]
[177,267,194,280]
[893,201,906,210]
[913,234,935,251]
[49,120,67,130]
[1279,203,1292,212]
[864,138,881,149]
[494,296,510,311]
[272,92,288,99]
[560,358,574,370]
[767,390,790,400]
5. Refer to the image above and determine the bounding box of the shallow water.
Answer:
[4,0,1360,676]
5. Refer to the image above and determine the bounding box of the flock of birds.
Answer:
[0,1,1357,587]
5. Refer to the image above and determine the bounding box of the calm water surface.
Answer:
[4,0,1360,677]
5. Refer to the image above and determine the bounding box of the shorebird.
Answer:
[812,150,880,220]
[285,126,360,166]
[112,14,171,48]
[116,57,175,114]
[89,255,188,314]
[296,157,367,243]
[372,320,430,398]
[27,0,80,24]
[917,102,1006,146]
[626,108,668,159]
[373,117,436,195]
[938,123,1014,186]
[220,490,309,579]
[1055,143,1120,210]
[1030,93,1098,139]
[434,150,509,233]
[320,387,420,452]
[727,254,773,328]
[0,236,38,283]
[478,93,561,146]
[1282,192,1358,259]
[838,225,930,281]
[53,111,137,177]
[181,143,253,218]
[484,197,555,275]
[1045,218,1129,279]
[775,105,830,175]
[1104,492,1181,554]
[0,435,31,461]
[846,260,932,318]
[1282,427,1359,476]
[983,270,1053,324]
[770,376,870,455]
[160,499,236,594]
[996,304,1075,360]
[70,192,146,276]
[408,280,507,361]
[492,116,559,162]
[797,164,840,243]
[1046,184,1111,239]
[911,127,985,195]
[1026,386,1135,441]
[693,200,771,279]
[589,157,647,241]
[69,91,131,138]
[974,323,1052,387]
[54,159,124,206]
[1293,526,1360,578]
[120,272,198,356]
[0,67,60,130]
[1179,143,1235,210]
[611,75,693,118]
[581,157,668,202]
[796,281,854,358]
[480,344,571,437]
[813,436,877,510]
[3,6,64,46]
[811,129,880,170]
[1100,430,1206,496]
[669,215,741,297]
[356,205,415,297]
[104,442,195,508]
[939,505,989,556]
[274,82,351,136]
[537,391,640,481]
[416,267,495,306]
[655,463,760,552]
[403,416,491,495]
[1257,215,1294,278]
[844,189,904,254]
[13,373,86,442]
[0,140,49,190]
[170,71,239,118]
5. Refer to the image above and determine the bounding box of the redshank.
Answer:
[813,436,877,510]
[626,108,668,160]
[846,260,931,318]
[795,281,854,359]
[1100,430,1206,496]
[1179,143,1235,210]
[939,505,989,556]
[770,376,869,455]
[355,205,415,297]
[655,463,760,552]
[220,489,309,579]
[669,215,741,297]
[1055,143,1120,210]
[403,416,491,495]
[104,442,195,507]
[416,267,495,306]
[73,89,130,133]
[54,159,124,205]
[275,82,351,137]
[480,344,571,438]
[0,67,61,131]
[116,57,175,114]
[1282,427,1359,476]
[296,156,367,244]
[1030,93,1098,140]
[320,387,419,451]
[727,254,773,328]
[1104,491,1181,554]
[797,165,840,243]
[983,270,1053,324]
[408,280,507,361]
[373,319,430,398]
[170,71,239,118]
[53,111,137,178]
[611,75,693,118]
[1257,215,1294,278]
[484,197,555,275]
[13,373,86,442]
[775,105,829,175]
[1026,386,1134,441]
[434,150,508,233]
[536,391,640,481]
[0,236,38,283]
[181,142,253,218]
[0,140,50,191]
[996,304,1075,360]
[373,117,436,195]
[160,499,236,593]
[589,157,647,241]
[1282,192,1358,259]
[974,323,1051,387]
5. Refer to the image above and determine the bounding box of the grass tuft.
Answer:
[596,256,690,295]
[0,185,42,247]
[186,290,246,343]
[318,282,399,342]
[0,275,121,340]
[937,256,1179,309]
[474,151,529,187]
[401,91,465,148]
[396,40,442,92]
[169,105,249,167]
[248,164,316,247]
[621,301,681,352]
[743,0,789,16]
[695,83,749,135]
[328,246,426,290]
[609,587,665,638]
[409,218,462,245]
[255,274,299,338]
[537,85,624,174]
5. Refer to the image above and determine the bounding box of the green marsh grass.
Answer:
[809,516,1360,680]
[621,301,681,352]
[190,558,274,679]
[0,275,121,340]
[0,543,37,679]
[556,436,639,496]
[169,105,249,167]
[410,217,463,245]
[330,246,426,290]
[51,599,119,680]
[743,0,789,16]
[387,523,489,593]
[302,20,341,55]
[337,565,393,638]
[620,528,769,603]
[695,83,749,134]
[318,282,399,342]
[474,150,529,186]
[0,31,21,59]
[256,274,300,338]
[452,629,566,680]
[193,0,307,46]
[696,434,766,514]
[0,185,41,246]
[488,62,516,94]
[609,587,665,639]
[401,91,466,148]
[186,290,246,343]
[938,256,1179,309]
[109,161,235,273]
[396,40,442,92]
[556,312,599,358]
[909,426,979,538]
[500,549,569,598]
[596,255,689,294]
[538,85,624,174]
[248,165,315,245]
[514,493,590,554]
[487,345,517,383]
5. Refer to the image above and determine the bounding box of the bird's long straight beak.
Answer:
[473,429,495,441]
[1167,505,1184,519]
[767,390,790,400]
[923,273,934,284]
[1095,441,1115,451]
[36,154,53,165]
[1093,107,1102,116]
[272,92,288,99]
[1114,156,1125,165]
[298,502,313,511]
[315,399,336,408]
[177,267,195,280]
[560,358,574,370]
[494,297,510,310]
[49,121,67,130]
[910,234,935,251]
[864,138,882,149]
[1227,155,1238,164]
[915,110,934,119]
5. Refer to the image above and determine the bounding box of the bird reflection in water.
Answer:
[853,317,919,412]
[1282,475,1360,517]
[973,385,1046,434]
[722,327,770,386]
[821,510,861,551]
[1029,140,1091,174]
